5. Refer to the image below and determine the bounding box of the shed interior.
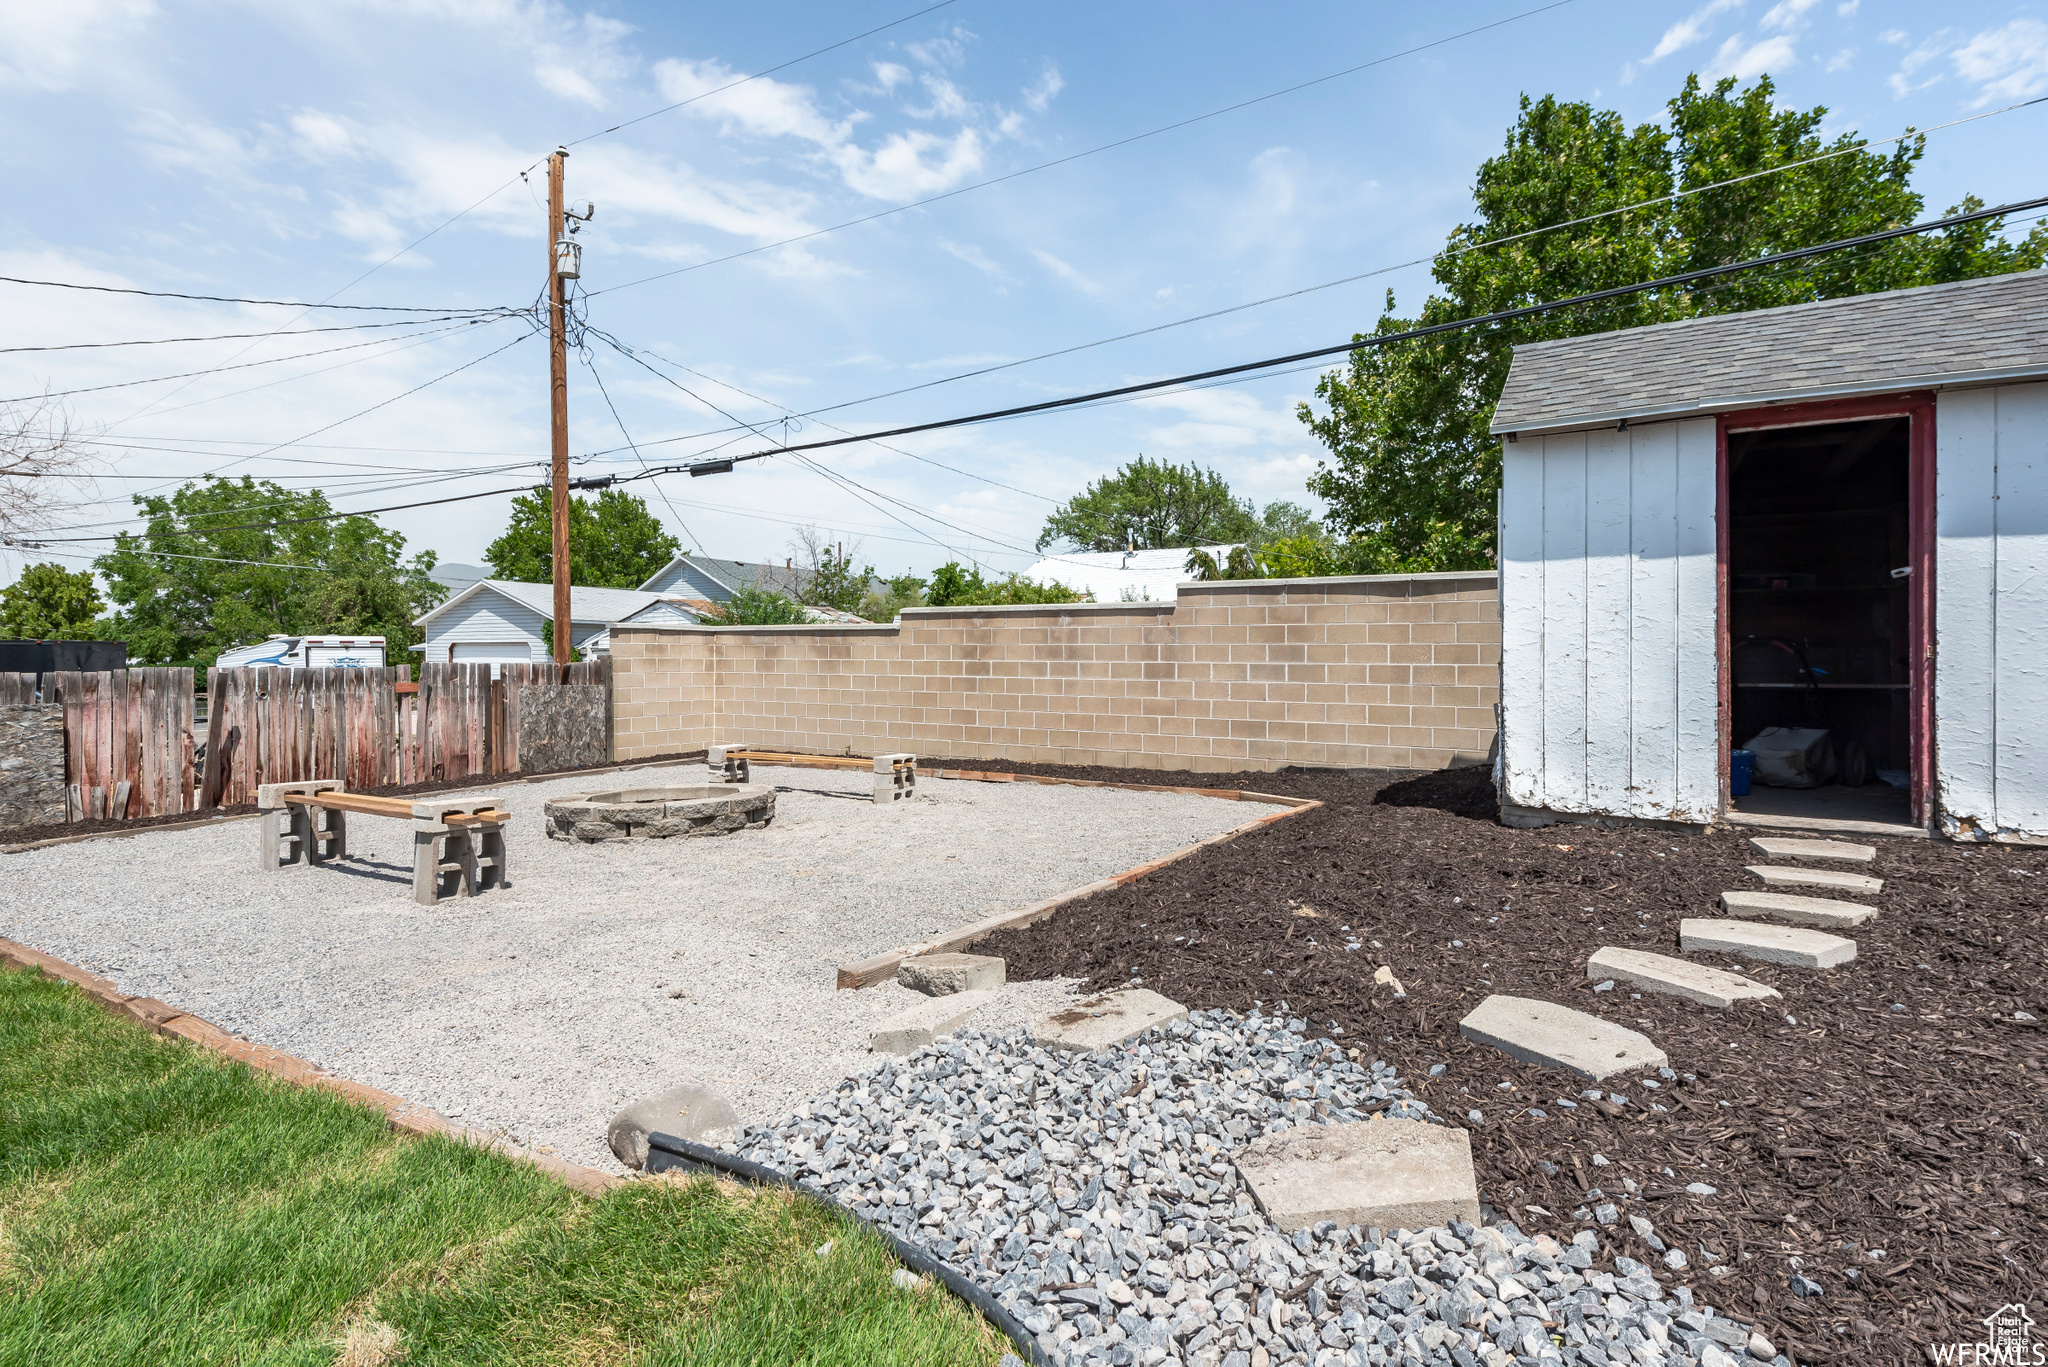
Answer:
[1726,415,1912,816]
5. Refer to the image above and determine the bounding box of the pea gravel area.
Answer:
[0,761,1258,1173]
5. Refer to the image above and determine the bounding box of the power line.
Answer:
[595,192,2048,473]
[0,314,510,355]
[577,92,2048,459]
[0,275,510,312]
[581,348,705,553]
[590,0,1581,298]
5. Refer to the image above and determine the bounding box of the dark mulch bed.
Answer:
[965,759,2045,1366]
[0,750,706,848]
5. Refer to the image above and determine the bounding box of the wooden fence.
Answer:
[0,659,609,825]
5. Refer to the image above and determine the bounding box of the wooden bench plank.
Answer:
[282,791,508,824]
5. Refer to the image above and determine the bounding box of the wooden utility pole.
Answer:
[547,146,571,665]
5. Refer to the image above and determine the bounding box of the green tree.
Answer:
[860,572,927,622]
[484,488,681,588]
[802,543,876,615]
[702,587,812,625]
[92,477,442,665]
[925,563,1088,607]
[0,562,109,639]
[1301,73,2048,571]
[1036,456,1263,552]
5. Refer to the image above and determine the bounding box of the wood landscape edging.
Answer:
[834,773,1322,988]
[0,935,623,1198]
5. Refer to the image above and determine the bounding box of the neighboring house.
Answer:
[1490,268,2048,841]
[1020,546,1240,603]
[412,580,668,664]
[638,553,807,600]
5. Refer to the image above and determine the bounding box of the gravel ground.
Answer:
[1,761,1257,1172]
[733,1008,1742,1367]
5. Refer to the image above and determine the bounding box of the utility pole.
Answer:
[547,145,572,666]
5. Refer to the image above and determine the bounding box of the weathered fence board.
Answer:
[4,658,608,828]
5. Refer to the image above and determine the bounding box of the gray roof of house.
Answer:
[414,579,662,627]
[1492,268,2048,436]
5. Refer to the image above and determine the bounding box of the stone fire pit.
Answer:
[544,784,776,842]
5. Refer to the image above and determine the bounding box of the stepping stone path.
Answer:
[1719,888,1877,929]
[1031,987,1188,1054]
[1746,863,1884,896]
[1458,995,1667,1079]
[870,989,995,1055]
[1747,835,1876,863]
[1679,917,1858,968]
[1583,946,1780,1008]
[1232,1114,1481,1232]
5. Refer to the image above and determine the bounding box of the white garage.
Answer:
[1490,268,2048,841]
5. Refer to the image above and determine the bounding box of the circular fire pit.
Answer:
[544,784,776,842]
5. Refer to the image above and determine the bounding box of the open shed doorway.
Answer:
[1724,413,1917,828]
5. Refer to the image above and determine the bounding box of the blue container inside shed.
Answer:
[1730,749,1756,797]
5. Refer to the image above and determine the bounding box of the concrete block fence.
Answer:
[609,571,1499,775]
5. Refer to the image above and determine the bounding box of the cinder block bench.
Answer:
[707,745,916,805]
[257,781,511,906]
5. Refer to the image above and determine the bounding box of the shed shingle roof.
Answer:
[1491,268,2048,435]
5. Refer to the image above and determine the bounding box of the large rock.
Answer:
[1457,995,1667,1080]
[1233,1116,1480,1233]
[1719,889,1877,929]
[870,989,993,1055]
[545,784,775,842]
[1746,836,1876,864]
[1745,864,1883,896]
[1031,988,1187,1055]
[897,953,1005,996]
[607,1083,739,1170]
[1585,946,1780,1008]
[1679,917,1856,968]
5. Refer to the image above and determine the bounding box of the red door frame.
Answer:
[1715,392,1936,826]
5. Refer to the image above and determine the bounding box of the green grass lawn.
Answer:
[0,966,1006,1367]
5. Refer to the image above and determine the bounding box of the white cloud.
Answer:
[289,110,360,159]
[1031,249,1101,294]
[1885,29,1953,96]
[1824,47,1855,72]
[938,239,1012,280]
[1707,32,1798,79]
[907,73,974,121]
[905,31,969,69]
[1646,0,1743,63]
[1836,0,1858,13]
[1761,0,1821,31]
[834,127,985,200]
[653,57,853,145]
[0,0,156,92]
[1022,64,1064,113]
[871,60,910,91]
[127,109,257,178]
[1952,19,2048,104]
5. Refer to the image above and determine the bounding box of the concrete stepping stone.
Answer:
[1679,918,1856,968]
[1747,836,1876,864]
[870,989,994,1055]
[1584,946,1780,1008]
[1720,889,1877,930]
[1457,994,1667,1080]
[896,952,1005,996]
[1233,1115,1480,1233]
[1746,864,1883,896]
[1031,987,1187,1054]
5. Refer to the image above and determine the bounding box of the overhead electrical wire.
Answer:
[589,0,1582,298]
[575,92,2048,461]
[580,348,707,553]
[0,313,514,355]
[30,194,2041,548]
[0,275,510,312]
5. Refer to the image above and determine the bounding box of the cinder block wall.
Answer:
[610,571,1499,773]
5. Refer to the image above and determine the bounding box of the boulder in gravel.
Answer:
[896,952,1005,996]
[1030,987,1186,1054]
[607,1083,739,1170]
[1232,1115,1480,1232]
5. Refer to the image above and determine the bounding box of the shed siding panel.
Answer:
[1672,418,1722,822]
[1540,435,1589,813]
[422,593,546,664]
[1499,418,1720,823]
[1582,429,1633,814]
[1940,382,2048,839]
[1499,449,1548,809]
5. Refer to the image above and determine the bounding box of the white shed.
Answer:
[1491,268,2048,841]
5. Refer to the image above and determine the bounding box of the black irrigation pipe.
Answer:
[645,1130,1052,1366]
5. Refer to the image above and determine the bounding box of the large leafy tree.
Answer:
[93,477,443,665]
[1037,456,1265,552]
[0,562,108,639]
[1302,74,2048,572]
[484,487,681,588]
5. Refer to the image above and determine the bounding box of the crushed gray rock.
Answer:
[728,1007,1724,1367]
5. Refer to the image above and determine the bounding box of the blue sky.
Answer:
[3,0,2045,589]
